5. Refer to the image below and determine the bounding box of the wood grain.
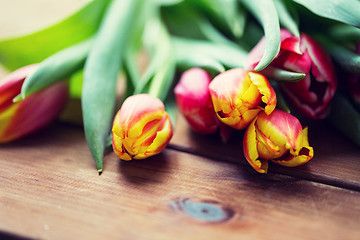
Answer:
[1,123,360,240]
[170,114,360,191]
[1,1,360,239]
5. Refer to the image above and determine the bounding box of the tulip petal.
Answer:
[271,127,314,167]
[281,36,302,54]
[247,29,337,120]
[112,134,132,161]
[255,126,287,160]
[174,68,218,134]
[0,105,18,142]
[0,81,68,143]
[138,113,173,159]
[243,118,268,173]
[112,94,173,161]
[210,69,276,130]
[301,33,337,102]
[0,65,37,112]
[248,72,277,115]
[258,110,303,147]
[243,110,314,173]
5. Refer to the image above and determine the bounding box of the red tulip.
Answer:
[112,94,173,160]
[0,64,68,143]
[174,68,219,134]
[209,68,276,130]
[243,109,314,173]
[246,29,337,119]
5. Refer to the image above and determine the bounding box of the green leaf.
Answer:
[331,45,360,74]
[172,37,248,72]
[271,82,291,113]
[328,93,360,147]
[242,0,281,71]
[82,0,142,173]
[293,0,360,28]
[328,24,360,47]
[123,1,153,98]
[260,67,305,82]
[161,2,223,42]
[191,0,245,38]
[274,0,300,37]
[133,8,175,98]
[0,0,109,71]
[317,35,360,74]
[164,94,178,128]
[175,55,225,73]
[68,69,84,98]
[148,59,176,101]
[155,0,183,6]
[19,38,93,100]
[123,51,139,99]
[141,16,176,101]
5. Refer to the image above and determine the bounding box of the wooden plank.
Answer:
[1,123,360,240]
[170,114,360,191]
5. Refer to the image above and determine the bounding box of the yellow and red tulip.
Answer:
[243,109,314,173]
[246,29,337,119]
[209,68,277,130]
[112,94,173,160]
[0,64,68,143]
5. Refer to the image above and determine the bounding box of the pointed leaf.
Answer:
[260,67,305,82]
[242,0,281,71]
[274,0,300,37]
[19,38,93,100]
[82,0,142,173]
[0,0,109,70]
[293,0,360,28]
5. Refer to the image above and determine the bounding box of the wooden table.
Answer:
[1,1,360,240]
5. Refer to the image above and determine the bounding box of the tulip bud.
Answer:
[243,109,314,173]
[112,94,173,160]
[209,68,277,130]
[246,29,337,119]
[174,68,219,134]
[0,64,68,143]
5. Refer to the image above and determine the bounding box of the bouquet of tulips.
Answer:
[0,0,359,174]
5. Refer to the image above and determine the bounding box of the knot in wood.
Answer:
[171,198,234,223]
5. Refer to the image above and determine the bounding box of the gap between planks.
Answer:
[167,143,360,193]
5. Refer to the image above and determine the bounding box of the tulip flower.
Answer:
[174,68,234,142]
[0,64,69,143]
[246,29,337,119]
[243,109,314,173]
[174,68,218,134]
[112,94,173,160]
[209,68,276,130]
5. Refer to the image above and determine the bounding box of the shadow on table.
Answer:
[117,151,172,186]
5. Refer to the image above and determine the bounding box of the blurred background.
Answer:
[0,0,86,76]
